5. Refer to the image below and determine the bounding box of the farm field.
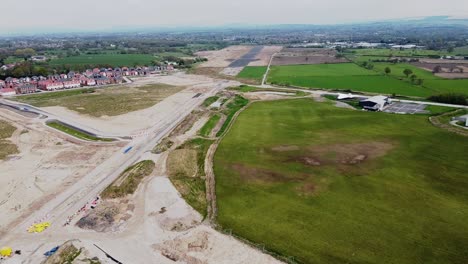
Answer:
[49,54,155,67]
[345,48,450,57]
[214,98,468,264]
[371,63,468,95]
[267,64,432,97]
[237,66,267,81]
[454,46,468,55]
[14,84,185,117]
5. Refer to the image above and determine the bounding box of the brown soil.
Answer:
[272,48,348,65]
[411,62,468,79]
[170,110,204,137]
[300,141,395,166]
[76,199,134,232]
[231,163,304,183]
[153,230,210,264]
[271,145,300,152]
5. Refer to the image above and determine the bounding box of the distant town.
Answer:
[0,64,174,96]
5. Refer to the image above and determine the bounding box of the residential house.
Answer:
[63,80,81,89]
[16,84,37,94]
[0,88,16,96]
[38,80,64,91]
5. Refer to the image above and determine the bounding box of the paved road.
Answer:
[0,81,226,245]
[0,99,129,140]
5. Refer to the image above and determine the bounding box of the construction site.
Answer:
[0,66,288,263]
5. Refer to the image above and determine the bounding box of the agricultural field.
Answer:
[13,84,185,117]
[345,48,450,57]
[453,46,468,55]
[268,63,432,97]
[371,63,468,95]
[49,54,155,67]
[272,48,348,65]
[237,66,267,81]
[214,98,468,264]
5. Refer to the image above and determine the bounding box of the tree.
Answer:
[416,79,424,86]
[14,48,36,59]
[410,74,417,83]
[448,46,454,53]
[403,69,413,78]
[384,67,391,75]
[432,65,442,74]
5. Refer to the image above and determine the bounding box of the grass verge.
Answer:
[0,120,19,160]
[199,114,221,137]
[47,121,114,142]
[167,138,214,217]
[216,95,249,137]
[102,160,155,199]
[203,96,220,107]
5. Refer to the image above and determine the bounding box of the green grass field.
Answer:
[371,63,468,95]
[237,66,268,81]
[453,46,468,55]
[49,54,155,67]
[268,64,432,97]
[214,99,468,264]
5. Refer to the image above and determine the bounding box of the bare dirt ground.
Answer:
[0,110,119,232]
[195,46,253,68]
[40,73,239,136]
[221,67,244,76]
[248,46,283,66]
[5,175,282,264]
[411,61,468,79]
[272,48,348,65]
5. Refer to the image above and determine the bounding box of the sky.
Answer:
[1,0,468,34]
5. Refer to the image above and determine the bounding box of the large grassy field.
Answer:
[14,84,185,117]
[237,66,268,81]
[49,54,155,67]
[214,99,468,264]
[267,63,432,97]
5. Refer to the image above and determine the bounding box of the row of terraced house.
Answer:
[0,65,174,96]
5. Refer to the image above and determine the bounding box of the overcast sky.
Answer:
[1,0,468,34]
